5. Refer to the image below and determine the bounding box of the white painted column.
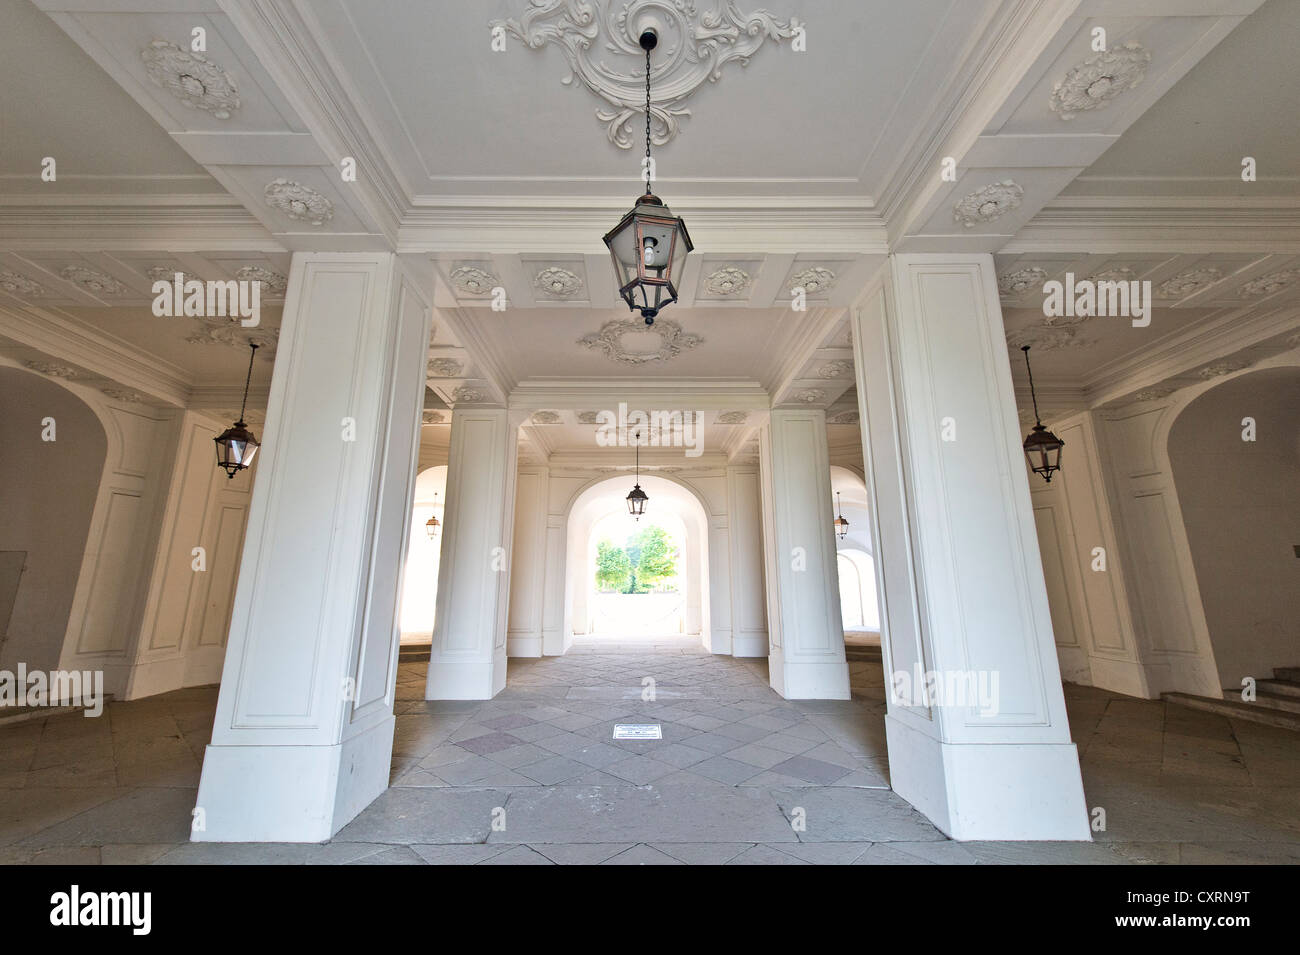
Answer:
[193,253,430,843]
[851,253,1089,840]
[727,464,769,657]
[758,409,850,699]
[425,408,519,699]
[506,465,549,657]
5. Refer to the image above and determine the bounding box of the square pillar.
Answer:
[758,408,850,699]
[193,253,431,842]
[425,408,519,699]
[851,253,1090,840]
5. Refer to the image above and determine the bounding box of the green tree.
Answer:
[630,525,677,590]
[595,538,631,592]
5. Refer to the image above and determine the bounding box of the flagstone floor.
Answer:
[1,637,1297,864]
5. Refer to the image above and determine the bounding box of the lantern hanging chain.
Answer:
[644,45,652,195]
[634,430,641,483]
[239,343,258,423]
[1021,345,1042,427]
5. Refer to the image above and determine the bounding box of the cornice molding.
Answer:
[508,377,770,412]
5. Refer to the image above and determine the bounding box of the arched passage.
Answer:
[829,465,881,640]
[0,368,106,674]
[1168,366,1300,690]
[400,465,446,643]
[563,474,711,650]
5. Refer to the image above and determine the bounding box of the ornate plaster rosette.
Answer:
[579,318,703,365]
[263,179,333,226]
[421,410,446,425]
[147,266,191,285]
[24,360,81,379]
[0,270,45,297]
[1195,358,1253,379]
[1088,266,1138,284]
[703,266,751,296]
[491,3,799,148]
[1156,268,1222,299]
[1049,44,1151,120]
[818,360,852,379]
[1006,326,1086,351]
[427,357,463,377]
[789,266,836,295]
[140,39,240,119]
[1130,384,1179,402]
[101,386,146,403]
[452,386,485,403]
[60,266,127,295]
[185,324,279,357]
[716,410,748,425]
[998,267,1048,296]
[235,266,288,295]
[1240,269,1300,297]
[534,267,584,298]
[827,410,859,425]
[449,266,499,296]
[576,411,602,424]
[793,389,826,404]
[954,180,1023,228]
[531,411,562,424]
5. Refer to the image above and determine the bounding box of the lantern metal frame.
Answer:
[1020,345,1065,483]
[626,429,649,519]
[833,491,850,540]
[425,491,441,540]
[214,342,261,479]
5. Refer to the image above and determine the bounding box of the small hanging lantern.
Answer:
[626,429,648,519]
[833,491,850,540]
[214,342,261,479]
[425,491,441,540]
[602,29,693,326]
[1020,345,1065,483]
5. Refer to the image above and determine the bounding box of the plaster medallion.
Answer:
[531,411,562,424]
[953,180,1023,228]
[421,410,446,425]
[703,266,751,296]
[427,357,463,377]
[793,389,826,404]
[998,267,1048,296]
[263,179,333,226]
[140,39,240,119]
[1130,384,1179,402]
[452,386,486,403]
[827,410,859,425]
[0,270,45,297]
[24,360,81,379]
[1195,358,1253,379]
[235,266,288,295]
[789,266,836,295]
[534,267,584,298]
[817,360,853,379]
[716,411,748,425]
[1240,269,1300,297]
[450,266,499,296]
[579,318,703,365]
[1006,326,1086,351]
[576,411,602,424]
[491,3,799,148]
[1156,268,1222,299]
[59,266,127,295]
[1050,44,1151,120]
[101,386,146,403]
[185,324,279,357]
[147,266,191,285]
[1088,266,1138,284]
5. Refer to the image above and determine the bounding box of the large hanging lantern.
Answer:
[602,29,693,326]
[626,430,648,519]
[214,342,260,479]
[425,492,441,540]
[1020,345,1064,483]
[833,491,850,540]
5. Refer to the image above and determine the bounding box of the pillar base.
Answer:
[192,715,394,843]
[425,655,506,700]
[885,714,1091,841]
[769,648,850,700]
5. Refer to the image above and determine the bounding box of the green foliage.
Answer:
[595,538,631,592]
[594,525,679,593]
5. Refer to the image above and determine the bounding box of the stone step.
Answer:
[1257,679,1300,700]
[1220,687,1300,713]
[1274,666,1300,682]
[1163,692,1300,731]
[398,643,433,662]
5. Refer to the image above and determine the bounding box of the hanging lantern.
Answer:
[214,343,261,479]
[626,429,648,519]
[425,492,441,540]
[1020,345,1065,483]
[602,29,693,326]
[833,491,850,540]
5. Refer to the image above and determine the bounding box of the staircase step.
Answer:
[1164,692,1300,731]
[1257,679,1300,700]
[1274,667,1300,682]
[1220,688,1300,714]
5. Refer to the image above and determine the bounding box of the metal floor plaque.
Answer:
[613,724,662,740]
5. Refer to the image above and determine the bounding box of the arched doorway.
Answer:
[829,465,881,646]
[400,465,446,644]
[1168,366,1300,690]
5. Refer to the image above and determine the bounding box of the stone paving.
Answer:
[1,636,1297,864]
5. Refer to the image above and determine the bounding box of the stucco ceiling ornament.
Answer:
[1130,384,1179,402]
[793,389,826,404]
[0,270,45,297]
[185,324,279,357]
[1049,44,1151,120]
[998,267,1048,296]
[534,267,584,298]
[953,180,1023,228]
[427,357,463,377]
[716,410,748,424]
[449,266,499,296]
[827,410,859,425]
[263,179,333,226]
[421,410,446,425]
[579,318,703,365]
[491,2,799,149]
[452,386,486,403]
[59,266,128,295]
[532,411,563,424]
[1240,269,1300,297]
[24,360,82,379]
[140,39,241,119]
[1195,358,1253,379]
[235,266,288,295]
[1156,267,1222,299]
[817,360,852,379]
[1088,266,1138,284]
[789,266,836,295]
[703,266,751,296]
[576,410,602,424]
[147,266,192,285]
[101,386,146,403]
[1006,326,1086,351]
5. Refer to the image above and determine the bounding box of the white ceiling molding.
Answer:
[1048,44,1151,121]
[578,318,704,365]
[490,1,799,149]
[263,179,334,226]
[953,180,1024,229]
[139,39,241,120]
